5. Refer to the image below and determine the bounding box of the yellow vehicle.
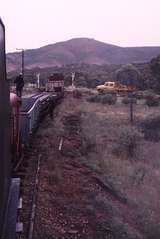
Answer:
[96,81,135,94]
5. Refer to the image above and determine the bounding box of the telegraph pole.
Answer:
[129,78,134,124]
[16,48,25,80]
[22,49,24,80]
[130,91,133,123]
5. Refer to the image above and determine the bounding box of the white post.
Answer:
[71,72,75,90]
[36,73,40,89]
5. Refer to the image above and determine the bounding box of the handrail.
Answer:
[28,99,40,114]
[20,98,40,115]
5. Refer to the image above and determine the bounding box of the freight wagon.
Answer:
[45,73,64,93]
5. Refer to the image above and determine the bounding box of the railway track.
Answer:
[26,138,63,239]
[14,147,40,238]
[14,138,64,238]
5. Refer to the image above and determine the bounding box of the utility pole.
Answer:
[16,48,25,80]
[129,78,134,124]
[130,91,133,123]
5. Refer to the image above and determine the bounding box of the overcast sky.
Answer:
[1,0,160,52]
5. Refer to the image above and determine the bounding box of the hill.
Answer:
[6,38,160,72]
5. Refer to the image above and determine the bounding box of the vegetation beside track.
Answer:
[20,89,160,239]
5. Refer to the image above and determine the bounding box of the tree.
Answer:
[150,55,160,75]
[115,64,141,87]
[115,64,140,123]
[150,55,160,92]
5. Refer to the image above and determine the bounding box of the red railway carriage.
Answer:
[0,18,11,236]
[0,19,21,237]
[10,93,21,162]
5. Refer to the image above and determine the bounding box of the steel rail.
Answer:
[28,154,41,239]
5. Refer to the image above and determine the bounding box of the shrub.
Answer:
[113,126,142,158]
[135,91,143,100]
[87,94,102,103]
[136,90,154,100]
[140,115,160,141]
[101,94,117,105]
[145,93,159,107]
[73,89,82,98]
[87,93,117,105]
[122,96,137,105]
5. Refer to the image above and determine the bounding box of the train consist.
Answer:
[0,19,64,238]
[0,18,11,239]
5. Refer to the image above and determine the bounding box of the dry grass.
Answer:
[32,90,160,239]
[80,91,160,237]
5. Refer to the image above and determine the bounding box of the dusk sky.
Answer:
[1,0,160,52]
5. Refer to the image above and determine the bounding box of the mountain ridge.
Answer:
[6,38,160,72]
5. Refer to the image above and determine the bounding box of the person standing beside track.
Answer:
[14,73,24,97]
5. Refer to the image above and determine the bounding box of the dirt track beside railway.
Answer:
[20,90,160,239]
[32,93,114,239]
